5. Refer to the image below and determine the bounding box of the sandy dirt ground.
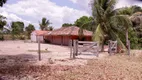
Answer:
[0,41,142,80]
[0,40,106,66]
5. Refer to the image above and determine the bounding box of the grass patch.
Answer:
[28,50,49,53]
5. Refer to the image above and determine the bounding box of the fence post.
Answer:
[115,41,118,54]
[73,40,76,59]
[128,40,130,55]
[38,36,41,61]
[70,40,73,59]
[108,40,112,56]
[96,42,99,57]
[76,40,78,56]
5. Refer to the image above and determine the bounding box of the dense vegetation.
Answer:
[91,0,142,50]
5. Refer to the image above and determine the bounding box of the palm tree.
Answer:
[91,0,132,52]
[39,17,51,30]
[112,15,132,50]
[0,0,7,7]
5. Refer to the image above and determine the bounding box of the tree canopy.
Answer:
[74,16,95,31]
[25,24,35,38]
[116,5,142,15]
[11,21,24,35]
[0,0,7,7]
[39,17,51,30]
[91,0,135,51]
[0,15,7,30]
[62,23,74,27]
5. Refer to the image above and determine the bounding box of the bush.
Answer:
[3,34,13,40]
[19,35,26,40]
[0,35,4,41]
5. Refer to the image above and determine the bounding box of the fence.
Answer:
[70,40,99,59]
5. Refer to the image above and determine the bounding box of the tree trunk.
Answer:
[101,41,104,52]
[126,28,129,49]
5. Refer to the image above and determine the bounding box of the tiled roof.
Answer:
[47,26,92,36]
[32,30,50,36]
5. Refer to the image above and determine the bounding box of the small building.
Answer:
[44,26,93,45]
[31,30,49,43]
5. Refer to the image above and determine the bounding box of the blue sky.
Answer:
[0,0,142,29]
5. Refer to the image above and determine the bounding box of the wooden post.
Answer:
[128,40,130,55]
[96,42,99,57]
[76,40,78,56]
[108,40,112,56]
[70,40,73,59]
[73,40,76,59]
[115,41,118,54]
[38,36,41,61]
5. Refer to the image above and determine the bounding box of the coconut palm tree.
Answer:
[39,17,51,30]
[0,0,7,7]
[91,0,132,52]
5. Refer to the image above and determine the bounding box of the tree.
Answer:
[0,0,7,7]
[25,24,35,39]
[0,15,7,40]
[48,26,53,31]
[116,7,134,15]
[130,12,142,48]
[74,16,95,31]
[91,0,132,52]
[62,23,74,27]
[39,17,51,30]
[131,5,142,13]
[0,15,7,31]
[11,21,24,36]
[116,5,142,16]
[115,6,142,49]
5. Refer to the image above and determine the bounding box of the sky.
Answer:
[0,0,142,29]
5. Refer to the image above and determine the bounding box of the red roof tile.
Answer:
[32,30,50,36]
[47,26,92,36]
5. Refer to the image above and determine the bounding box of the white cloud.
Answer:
[0,0,90,29]
[69,0,77,3]
[115,0,142,8]
[0,11,31,27]
[70,0,142,13]
[70,0,92,14]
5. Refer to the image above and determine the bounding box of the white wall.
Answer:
[30,32,44,43]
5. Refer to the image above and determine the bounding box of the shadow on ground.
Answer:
[0,54,38,79]
[0,54,74,80]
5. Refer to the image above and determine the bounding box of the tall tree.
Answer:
[0,15,7,31]
[116,5,142,16]
[48,26,53,31]
[0,15,7,40]
[39,17,51,30]
[91,0,132,52]
[130,12,142,48]
[25,24,35,39]
[0,0,7,7]
[74,16,95,31]
[11,21,24,35]
[62,23,74,27]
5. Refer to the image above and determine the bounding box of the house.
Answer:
[31,30,50,43]
[44,26,93,45]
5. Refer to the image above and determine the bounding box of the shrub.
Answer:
[19,35,26,40]
[0,35,4,41]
